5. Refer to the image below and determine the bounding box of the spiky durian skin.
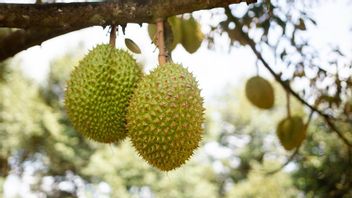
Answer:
[64,44,142,143]
[127,63,204,171]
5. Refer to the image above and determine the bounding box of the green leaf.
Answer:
[180,16,204,54]
[125,38,141,54]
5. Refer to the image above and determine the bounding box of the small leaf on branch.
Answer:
[125,38,141,54]
[180,16,204,53]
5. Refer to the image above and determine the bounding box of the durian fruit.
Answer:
[276,116,306,151]
[65,44,142,143]
[180,16,204,54]
[127,63,204,171]
[245,76,274,109]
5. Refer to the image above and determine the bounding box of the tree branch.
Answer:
[0,0,256,61]
[265,146,300,175]
[323,117,352,147]
[0,0,256,29]
[0,26,80,61]
[224,7,352,148]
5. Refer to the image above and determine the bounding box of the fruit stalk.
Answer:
[286,90,291,118]
[156,18,167,65]
[109,25,116,48]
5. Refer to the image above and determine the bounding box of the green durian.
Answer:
[127,63,204,171]
[64,44,142,143]
[180,16,204,54]
[245,76,274,109]
[276,116,306,151]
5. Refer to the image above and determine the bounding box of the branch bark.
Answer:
[0,0,256,61]
[0,0,255,29]
[0,26,80,61]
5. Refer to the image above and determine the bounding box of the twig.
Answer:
[286,89,291,118]
[156,18,167,65]
[323,117,352,147]
[265,146,300,175]
[109,25,116,48]
[306,109,314,127]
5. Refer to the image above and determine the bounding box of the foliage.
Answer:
[293,120,352,197]
[204,82,304,196]
[0,66,56,172]
[226,162,298,198]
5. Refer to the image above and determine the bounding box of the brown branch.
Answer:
[323,117,352,147]
[0,0,256,61]
[0,26,80,61]
[224,7,352,147]
[0,1,256,29]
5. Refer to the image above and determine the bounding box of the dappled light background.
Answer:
[0,0,352,197]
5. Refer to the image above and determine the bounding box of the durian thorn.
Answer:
[156,18,167,65]
[109,25,117,48]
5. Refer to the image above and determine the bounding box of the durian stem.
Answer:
[156,18,167,65]
[109,25,116,48]
[286,90,291,118]
[305,109,314,128]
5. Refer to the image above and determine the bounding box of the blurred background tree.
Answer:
[0,0,351,197]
